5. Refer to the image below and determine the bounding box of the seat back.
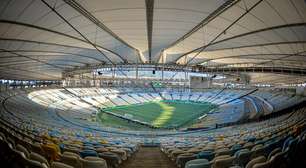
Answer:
[253,160,271,168]
[196,150,214,161]
[99,152,121,167]
[16,144,30,158]
[80,150,98,158]
[251,146,266,159]
[213,156,235,168]
[61,154,81,168]
[30,152,49,167]
[31,142,45,156]
[236,149,252,166]
[25,158,48,168]
[282,136,293,151]
[185,159,209,168]
[267,148,281,160]
[269,151,287,168]
[51,162,74,168]
[82,157,107,168]
[245,156,266,168]
[176,153,196,167]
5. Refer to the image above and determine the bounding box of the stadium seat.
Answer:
[282,136,293,151]
[109,148,127,160]
[185,159,210,168]
[99,151,122,167]
[61,153,82,168]
[16,144,30,158]
[63,147,80,154]
[234,149,252,167]
[81,156,108,168]
[267,148,281,160]
[231,144,242,153]
[80,150,98,158]
[245,156,266,168]
[30,152,50,167]
[250,145,266,159]
[213,155,235,168]
[176,153,197,168]
[215,148,232,156]
[196,150,214,161]
[25,159,48,168]
[14,149,48,168]
[252,160,272,168]
[51,162,74,168]
[269,151,287,168]
[31,142,46,156]
[96,147,109,153]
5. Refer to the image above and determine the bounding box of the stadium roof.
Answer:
[0,0,305,82]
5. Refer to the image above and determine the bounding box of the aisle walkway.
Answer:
[120,147,177,168]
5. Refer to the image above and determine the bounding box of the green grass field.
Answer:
[98,100,216,129]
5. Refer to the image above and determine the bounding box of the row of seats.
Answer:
[160,107,306,168]
[183,132,306,168]
[0,118,139,168]
[0,133,108,168]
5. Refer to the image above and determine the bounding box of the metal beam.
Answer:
[161,0,240,54]
[0,66,61,79]
[145,0,154,63]
[40,0,122,64]
[0,59,87,67]
[0,38,106,62]
[174,23,306,62]
[174,0,265,65]
[0,49,107,64]
[0,20,124,62]
[250,50,306,67]
[0,71,58,80]
[194,52,306,65]
[62,62,306,77]
[205,23,306,51]
[178,40,306,64]
[0,49,65,70]
[64,0,143,63]
[199,66,306,76]
[206,41,306,53]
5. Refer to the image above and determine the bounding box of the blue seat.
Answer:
[264,140,280,155]
[282,136,293,151]
[80,150,98,158]
[254,139,265,145]
[196,150,214,161]
[231,144,242,153]
[235,149,252,167]
[246,137,256,143]
[286,138,298,165]
[83,146,95,150]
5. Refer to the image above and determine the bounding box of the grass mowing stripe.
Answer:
[152,101,174,127]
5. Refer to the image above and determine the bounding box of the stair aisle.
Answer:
[120,147,177,168]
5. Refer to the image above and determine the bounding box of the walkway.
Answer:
[120,146,177,168]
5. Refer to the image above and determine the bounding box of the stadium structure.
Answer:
[0,0,306,168]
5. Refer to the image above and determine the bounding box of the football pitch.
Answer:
[98,100,216,129]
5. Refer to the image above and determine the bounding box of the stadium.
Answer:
[0,0,306,168]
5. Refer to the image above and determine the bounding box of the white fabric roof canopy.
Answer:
[0,0,305,81]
